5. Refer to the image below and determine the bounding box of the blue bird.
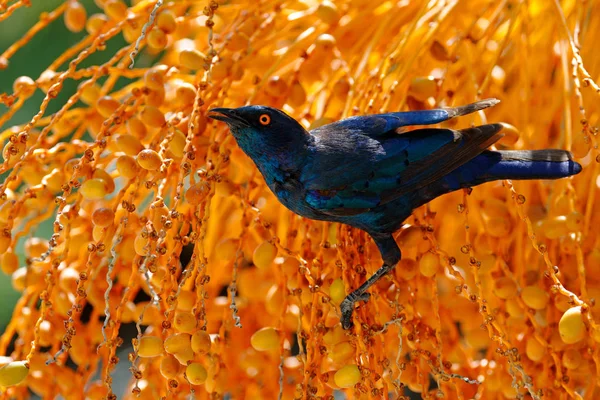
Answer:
[208,99,582,329]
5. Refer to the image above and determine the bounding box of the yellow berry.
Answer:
[80,178,108,200]
[0,361,29,387]
[186,362,207,385]
[173,311,197,334]
[334,365,361,388]
[65,1,87,33]
[525,337,546,362]
[138,336,163,358]
[288,81,306,108]
[493,277,517,299]
[408,76,437,102]
[127,117,147,138]
[521,285,549,310]
[156,10,177,34]
[159,355,181,379]
[250,327,279,351]
[558,306,586,344]
[253,241,277,270]
[104,0,128,20]
[164,333,191,355]
[191,330,211,354]
[566,211,583,232]
[179,49,206,70]
[329,341,354,364]
[92,168,115,194]
[265,76,288,98]
[86,13,108,35]
[173,345,194,365]
[147,27,168,51]
[115,134,144,156]
[419,252,440,277]
[543,216,568,239]
[140,106,166,128]
[12,76,36,97]
[329,278,345,304]
[316,0,339,24]
[96,96,120,118]
[174,82,196,108]
[116,155,140,179]
[134,233,149,256]
[136,149,163,171]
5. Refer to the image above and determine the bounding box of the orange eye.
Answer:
[259,114,271,125]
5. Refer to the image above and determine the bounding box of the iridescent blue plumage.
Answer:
[208,99,582,329]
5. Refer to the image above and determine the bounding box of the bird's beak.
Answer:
[208,108,249,127]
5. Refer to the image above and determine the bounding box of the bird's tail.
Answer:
[445,98,500,118]
[473,149,582,182]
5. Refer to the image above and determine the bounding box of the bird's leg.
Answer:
[340,233,401,329]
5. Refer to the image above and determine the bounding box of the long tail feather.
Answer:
[445,98,500,118]
[476,149,582,181]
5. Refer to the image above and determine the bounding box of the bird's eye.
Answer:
[259,114,271,126]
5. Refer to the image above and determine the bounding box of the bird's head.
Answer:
[208,106,310,165]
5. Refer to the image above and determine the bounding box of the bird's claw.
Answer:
[340,292,371,330]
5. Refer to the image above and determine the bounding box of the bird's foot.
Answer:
[340,292,371,330]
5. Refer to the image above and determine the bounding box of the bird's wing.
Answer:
[303,124,504,216]
[311,99,499,138]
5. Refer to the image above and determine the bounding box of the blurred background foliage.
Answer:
[0,0,154,332]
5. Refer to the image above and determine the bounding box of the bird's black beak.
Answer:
[208,108,249,127]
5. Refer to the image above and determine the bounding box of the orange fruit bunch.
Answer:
[0,0,599,399]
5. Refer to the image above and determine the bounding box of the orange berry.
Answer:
[179,49,206,70]
[493,277,517,299]
[168,130,187,158]
[92,208,114,227]
[136,149,163,171]
[288,81,306,108]
[164,333,191,354]
[521,285,549,310]
[65,1,87,33]
[144,67,166,91]
[186,362,207,385]
[0,252,19,275]
[191,330,211,354]
[173,311,197,334]
[265,76,288,97]
[185,182,209,206]
[92,168,115,194]
[160,355,181,379]
[174,82,196,108]
[104,0,128,20]
[156,10,177,34]
[147,27,168,51]
[96,96,120,118]
[127,117,148,138]
[86,13,108,35]
[115,134,144,156]
[525,337,546,362]
[408,76,438,102]
[58,267,79,293]
[562,348,582,369]
[140,106,165,128]
[12,76,36,97]
[329,341,354,364]
[116,155,140,179]
[419,253,440,277]
[134,233,149,256]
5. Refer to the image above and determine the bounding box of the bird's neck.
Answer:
[237,135,311,184]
